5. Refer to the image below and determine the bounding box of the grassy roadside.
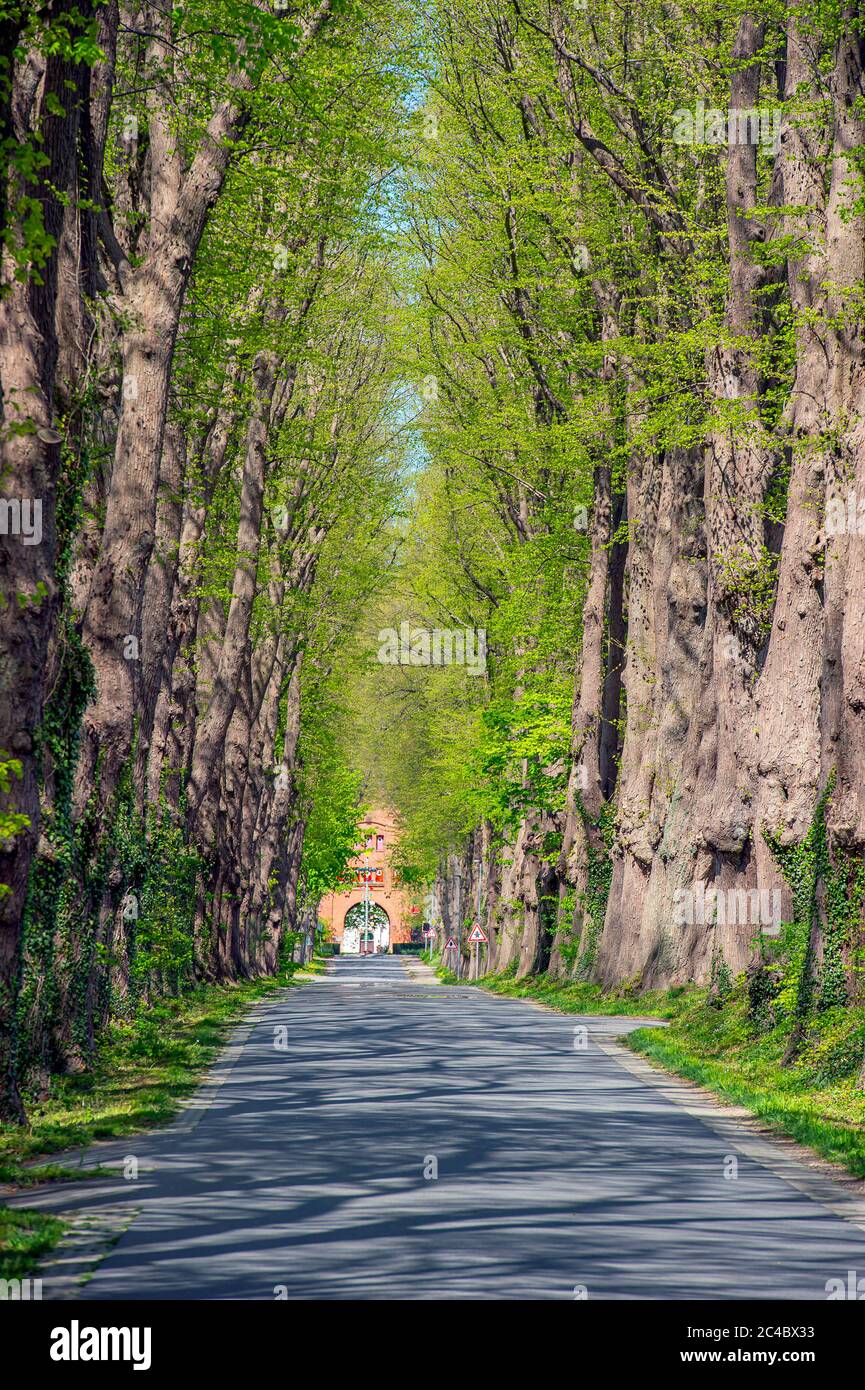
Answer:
[437,958,865,1179]
[431,956,689,1018]
[0,957,324,1281]
[629,987,865,1178]
[0,1207,68,1283]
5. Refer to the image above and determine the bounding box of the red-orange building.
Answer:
[319,808,420,953]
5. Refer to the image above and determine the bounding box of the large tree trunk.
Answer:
[186,352,275,840]
[253,655,304,973]
[554,278,626,977]
[134,422,186,809]
[596,443,707,985]
[0,5,99,1118]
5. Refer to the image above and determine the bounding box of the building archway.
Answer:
[343,902,390,955]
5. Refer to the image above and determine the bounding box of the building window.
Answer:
[376,834,385,850]
[365,834,374,849]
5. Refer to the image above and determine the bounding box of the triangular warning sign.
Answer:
[444,937,457,950]
[467,924,488,944]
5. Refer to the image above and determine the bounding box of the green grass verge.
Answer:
[0,1207,68,1283]
[435,957,690,1018]
[628,986,865,1178]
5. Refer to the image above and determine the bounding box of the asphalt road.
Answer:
[14,954,865,1299]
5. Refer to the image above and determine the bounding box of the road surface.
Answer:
[13,955,865,1299]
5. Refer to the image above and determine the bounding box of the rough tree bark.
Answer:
[0,2,100,1118]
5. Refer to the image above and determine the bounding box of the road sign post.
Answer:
[467,923,488,979]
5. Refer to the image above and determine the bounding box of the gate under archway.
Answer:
[343,902,390,954]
